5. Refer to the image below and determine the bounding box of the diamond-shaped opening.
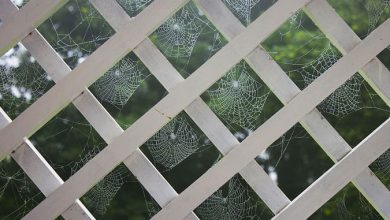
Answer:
[78,166,152,219]
[149,1,228,78]
[370,149,390,190]
[38,0,114,68]
[140,112,220,193]
[221,0,277,26]
[310,183,381,219]
[116,0,154,17]
[0,44,54,119]
[194,175,274,219]
[30,104,104,180]
[200,60,282,141]
[0,157,45,219]
[89,52,166,129]
[256,124,334,200]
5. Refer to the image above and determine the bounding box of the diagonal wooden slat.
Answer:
[91,0,290,213]
[273,118,390,219]
[0,0,67,55]
[0,109,94,220]
[0,0,190,160]
[0,1,199,219]
[151,19,390,220]
[193,0,390,217]
[304,0,390,106]
[20,0,313,218]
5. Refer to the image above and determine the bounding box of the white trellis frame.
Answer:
[0,0,389,219]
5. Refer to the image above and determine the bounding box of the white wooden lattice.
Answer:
[0,0,389,219]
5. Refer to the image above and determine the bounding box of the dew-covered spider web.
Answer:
[151,1,226,77]
[70,146,130,216]
[290,45,365,117]
[39,0,113,67]
[146,113,208,169]
[364,0,390,50]
[208,62,270,131]
[155,4,204,59]
[0,45,52,118]
[222,0,261,25]
[371,149,390,186]
[91,58,149,107]
[116,0,153,16]
[0,161,44,220]
[196,175,270,220]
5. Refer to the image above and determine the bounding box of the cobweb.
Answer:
[0,48,51,117]
[364,0,390,50]
[222,0,261,25]
[117,0,153,16]
[208,62,270,131]
[151,2,226,77]
[41,0,113,67]
[290,45,364,117]
[91,58,149,107]
[70,146,130,216]
[196,175,264,220]
[155,4,204,59]
[364,0,390,33]
[146,113,206,169]
[0,165,43,219]
[372,149,390,185]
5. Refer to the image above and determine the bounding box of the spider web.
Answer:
[196,175,264,220]
[372,149,390,185]
[146,113,205,169]
[208,62,270,131]
[223,0,261,25]
[117,0,153,16]
[70,146,130,216]
[91,58,149,107]
[364,0,390,50]
[41,0,113,67]
[0,163,43,219]
[155,4,204,59]
[0,48,51,117]
[290,45,364,117]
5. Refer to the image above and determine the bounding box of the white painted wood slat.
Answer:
[304,0,390,107]
[196,0,390,217]
[0,0,67,55]
[20,0,312,218]
[273,119,390,219]
[0,108,94,220]
[151,19,390,220]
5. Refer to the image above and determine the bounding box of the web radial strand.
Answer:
[223,0,261,25]
[155,5,203,58]
[91,58,148,107]
[197,176,259,220]
[146,114,202,169]
[71,147,129,216]
[208,63,270,131]
[291,46,364,117]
